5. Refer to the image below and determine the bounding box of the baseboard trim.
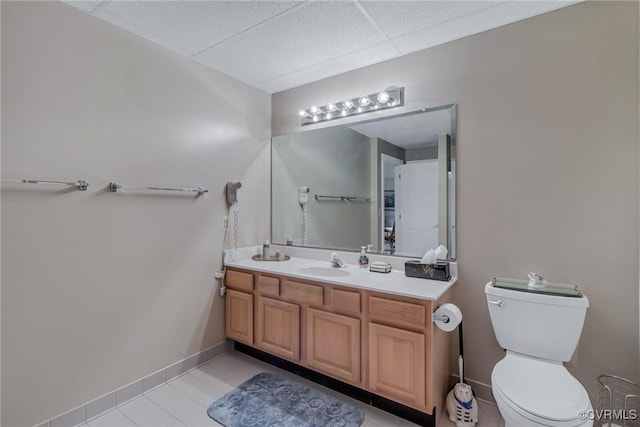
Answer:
[36,340,232,427]
[448,374,495,405]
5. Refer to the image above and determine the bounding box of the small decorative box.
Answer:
[405,260,450,281]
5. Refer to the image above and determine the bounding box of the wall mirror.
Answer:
[271,104,456,259]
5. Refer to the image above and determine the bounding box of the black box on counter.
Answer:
[404,260,451,281]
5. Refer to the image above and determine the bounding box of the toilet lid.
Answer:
[492,355,591,421]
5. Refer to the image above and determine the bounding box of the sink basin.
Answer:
[297,266,351,277]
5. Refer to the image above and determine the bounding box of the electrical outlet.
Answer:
[222,215,228,230]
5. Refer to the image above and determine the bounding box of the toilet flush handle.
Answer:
[488,299,505,307]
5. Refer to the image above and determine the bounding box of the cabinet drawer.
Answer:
[257,275,280,297]
[328,288,361,316]
[369,296,426,330]
[281,280,323,307]
[226,269,254,292]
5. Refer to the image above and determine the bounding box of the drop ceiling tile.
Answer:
[255,41,400,93]
[61,1,104,14]
[194,0,387,86]
[360,1,501,39]
[392,1,578,55]
[62,0,582,94]
[92,1,303,55]
[86,7,187,56]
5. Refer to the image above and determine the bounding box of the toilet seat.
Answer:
[493,382,592,427]
[492,354,591,424]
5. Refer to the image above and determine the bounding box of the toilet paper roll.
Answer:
[433,303,463,332]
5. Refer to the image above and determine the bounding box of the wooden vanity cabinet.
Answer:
[224,267,450,423]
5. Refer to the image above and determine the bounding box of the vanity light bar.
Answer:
[299,87,404,125]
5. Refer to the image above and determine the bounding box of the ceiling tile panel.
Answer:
[62,1,104,14]
[254,41,399,93]
[61,0,582,93]
[193,0,387,86]
[393,1,578,55]
[360,1,501,39]
[92,1,303,54]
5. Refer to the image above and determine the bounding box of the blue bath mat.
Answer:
[207,372,364,427]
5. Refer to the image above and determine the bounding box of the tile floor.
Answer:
[80,350,504,427]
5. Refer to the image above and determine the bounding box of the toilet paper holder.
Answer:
[432,303,463,333]
[433,312,450,323]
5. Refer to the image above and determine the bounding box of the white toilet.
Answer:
[485,279,593,427]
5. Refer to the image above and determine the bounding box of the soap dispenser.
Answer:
[359,246,369,268]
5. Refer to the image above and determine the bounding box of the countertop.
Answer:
[224,246,457,301]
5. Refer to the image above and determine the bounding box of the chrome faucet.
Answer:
[330,252,345,268]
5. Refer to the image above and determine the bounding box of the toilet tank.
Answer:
[485,281,589,362]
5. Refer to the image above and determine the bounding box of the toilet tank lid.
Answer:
[491,277,583,298]
[486,281,589,308]
[493,355,591,421]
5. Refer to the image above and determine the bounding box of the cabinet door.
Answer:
[256,297,300,361]
[369,322,426,410]
[306,308,360,384]
[225,289,253,345]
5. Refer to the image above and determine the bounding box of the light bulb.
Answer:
[377,91,390,103]
[312,115,318,122]
[298,110,306,117]
[357,106,363,113]
[344,100,353,109]
[359,96,370,106]
[326,112,332,120]
[328,103,336,111]
[341,110,347,117]
[310,105,318,114]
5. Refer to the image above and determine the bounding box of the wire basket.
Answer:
[598,375,640,427]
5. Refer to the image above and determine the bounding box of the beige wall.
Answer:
[1,2,271,426]
[273,0,640,403]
